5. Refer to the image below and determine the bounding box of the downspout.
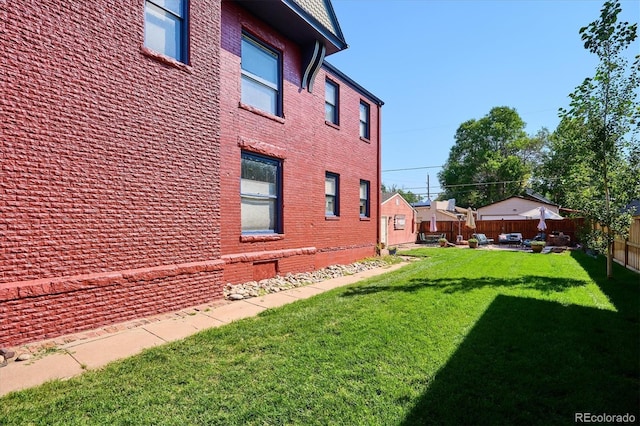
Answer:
[376,103,382,247]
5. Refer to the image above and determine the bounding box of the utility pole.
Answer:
[426,174,430,200]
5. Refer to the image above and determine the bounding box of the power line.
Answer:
[441,176,560,189]
[382,165,443,172]
[441,179,526,189]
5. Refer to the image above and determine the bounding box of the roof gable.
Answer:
[291,0,344,44]
[479,195,558,210]
[381,193,415,211]
[236,0,347,55]
[523,189,554,205]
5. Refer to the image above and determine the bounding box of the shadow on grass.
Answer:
[398,251,639,425]
[401,295,639,425]
[570,250,640,321]
[342,275,589,297]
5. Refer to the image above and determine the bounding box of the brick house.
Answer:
[380,193,416,247]
[1,0,383,347]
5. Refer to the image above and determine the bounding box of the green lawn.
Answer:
[1,249,638,425]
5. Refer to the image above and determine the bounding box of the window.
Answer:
[394,215,406,230]
[359,101,370,139]
[144,0,188,63]
[241,34,281,116]
[359,180,370,217]
[325,80,339,124]
[325,173,339,216]
[241,152,281,233]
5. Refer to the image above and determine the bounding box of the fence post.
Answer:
[625,238,629,268]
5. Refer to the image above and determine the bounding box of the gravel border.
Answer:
[223,259,392,300]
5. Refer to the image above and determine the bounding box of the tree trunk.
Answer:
[607,238,613,279]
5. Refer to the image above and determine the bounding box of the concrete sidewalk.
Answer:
[0,262,406,397]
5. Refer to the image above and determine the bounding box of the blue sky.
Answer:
[326,0,640,200]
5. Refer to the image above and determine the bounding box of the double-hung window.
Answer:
[325,80,339,125]
[359,180,370,218]
[325,173,339,216]
[241,34,281,116]
[241,152,282,233]
[144,0,188,63]
[359,101,370,139]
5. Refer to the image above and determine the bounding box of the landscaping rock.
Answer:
[16,353,32,362]
[228,293,245,301]
[223,260,389,300]
[0,348,15,359]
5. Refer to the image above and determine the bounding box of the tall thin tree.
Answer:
[561,0,639,278]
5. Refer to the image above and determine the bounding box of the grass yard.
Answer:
[1,249,638,425]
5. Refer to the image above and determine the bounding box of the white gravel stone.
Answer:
[223,260,389,300]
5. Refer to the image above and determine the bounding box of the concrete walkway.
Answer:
[0,262,407,397]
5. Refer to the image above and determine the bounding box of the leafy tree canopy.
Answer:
[438,106,548,207]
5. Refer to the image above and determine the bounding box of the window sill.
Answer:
[325,215,340,221]
[141,46,193,74]
[359,136,371,143]
[239,102,285,124]
[325,121,340,130]
[360,217,371,221]
[241,234,284,243]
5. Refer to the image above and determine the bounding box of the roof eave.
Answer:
[323,61,384,106]
[235,0,347,55]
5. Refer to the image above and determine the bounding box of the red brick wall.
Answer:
[0,264,224,345]
[219,2,380,284]
[381,195,417,245]
[1,1,381,346]
[1,0,222,346]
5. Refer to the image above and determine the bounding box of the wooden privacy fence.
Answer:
[419,218,584,245]
[613,216,640,272]
[417,216,639,272]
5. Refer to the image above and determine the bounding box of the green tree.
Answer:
[438,106,547,206]
[557,0,639,278]
[381,183,421,204]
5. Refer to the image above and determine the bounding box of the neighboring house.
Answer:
[380,193,416,246]
[413,200,470,223]
[1,1,383,347]
[476,192,559,220]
